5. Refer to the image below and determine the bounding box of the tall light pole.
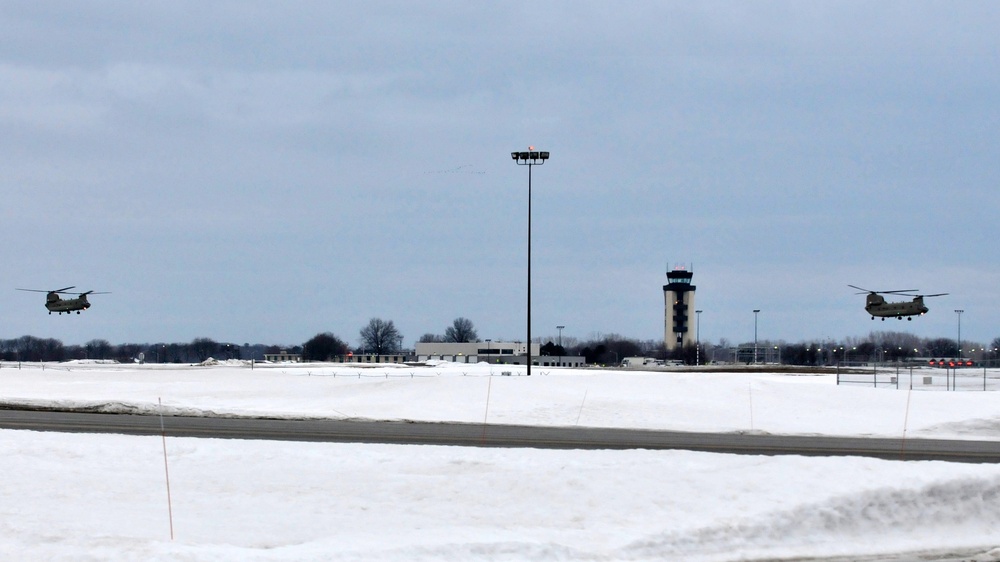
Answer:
[695,310,703,366]
[511,147,549,377]
[557,325,565,367]
[955,309,964,359]
[753,309,761,364]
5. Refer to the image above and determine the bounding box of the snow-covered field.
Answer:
[2,360,1000,561]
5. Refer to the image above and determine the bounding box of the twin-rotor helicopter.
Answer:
[848,285,947,321]
[16,286,109,315]
[16,283,950,322]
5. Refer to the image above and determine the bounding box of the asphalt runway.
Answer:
[3,408,1000,463]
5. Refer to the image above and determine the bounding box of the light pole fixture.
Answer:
[753,309,761,364]
[695,310,703,365]
[511,147,550,376]
[557,325,565,367]
[955,309,964,359]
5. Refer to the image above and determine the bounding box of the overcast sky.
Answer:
[2,1,998,349]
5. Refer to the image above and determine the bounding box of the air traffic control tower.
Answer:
[663,266,696,351]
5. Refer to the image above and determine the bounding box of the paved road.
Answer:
[2,408,999,463]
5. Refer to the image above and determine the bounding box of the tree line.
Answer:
[678,331,1000,366]
[0,336,274,363]
[301,317,478,361]
[0,317,466,363]
[3,321,999,366]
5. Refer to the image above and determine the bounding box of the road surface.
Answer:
[2,408,999,463]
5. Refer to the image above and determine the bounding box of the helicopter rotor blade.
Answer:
[848,285,918,295]
[16,286,76,294]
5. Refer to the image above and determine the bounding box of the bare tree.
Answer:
[303,332,348,361]
[359,318,402,355]
[445,317,478,343]
[85,339,113,361]
[116,343,144,363]
[190,337,220,361]
[991,337,1000,361]
[925,338,958,357]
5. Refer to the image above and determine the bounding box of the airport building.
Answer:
[415,341,585,367]
[663,266,697,351]
[263,350,302,362]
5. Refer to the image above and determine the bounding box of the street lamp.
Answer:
[695,310,703,366]
[511,147,550,377]
[955,309,964,359]
[753,309,760,364]
[556,325,565,367]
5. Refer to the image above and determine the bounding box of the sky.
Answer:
[2,1,999,348]
[4,361,1000,560]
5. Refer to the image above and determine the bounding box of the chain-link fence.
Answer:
[836,362,1000,391]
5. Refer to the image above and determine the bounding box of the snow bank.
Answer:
[3,363,1000,560]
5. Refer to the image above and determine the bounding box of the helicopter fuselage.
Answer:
[44,293,90,314]
[864,294,928,320]
[18,286,106,315]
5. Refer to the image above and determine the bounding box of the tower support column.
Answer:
[663,266,697,351]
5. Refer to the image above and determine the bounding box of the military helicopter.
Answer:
[16,286,109,315]
[848,285,947,321]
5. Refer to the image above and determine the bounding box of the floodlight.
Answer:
[510,146,551,377]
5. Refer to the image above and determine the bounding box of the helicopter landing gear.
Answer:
[907,317,912,321]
